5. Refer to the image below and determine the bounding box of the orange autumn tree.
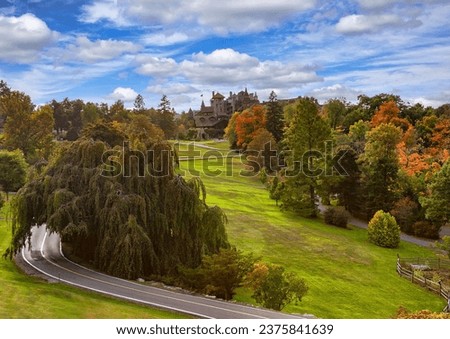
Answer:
[402,117,450,177]
[371,100,401,127]
[234,105,267,149]
[430,118,450,157]
[371,101,427,175]
[371,100,413,137]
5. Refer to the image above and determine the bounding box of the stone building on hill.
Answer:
[192,88,259,139]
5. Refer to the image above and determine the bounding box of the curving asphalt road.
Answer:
[21,225,307,319]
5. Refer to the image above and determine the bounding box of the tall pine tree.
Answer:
[281,97,331,217]
[265,91,284,143]
[157,95,176,139]
[360,123,402,219]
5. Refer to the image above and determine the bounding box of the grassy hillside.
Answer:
[0,203,187,319]
[180,142,446,318]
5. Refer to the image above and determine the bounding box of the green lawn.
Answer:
[1,140,445,319]
[180,142,446,318]
[171,140,237,158]
[0,203,188,319]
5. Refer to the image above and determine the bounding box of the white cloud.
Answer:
[307,84,362,103]
[80,0,129,26]
[189,0,317,34]
[147,83,199,95]
[142,32,191,46]
[67,36,141,63]
[0,13,58,63]
[1,56,136,102]
[134,48,322,112]
[135,55,179,77]
[190,49,259,68]
[136,48,321,88]
[81,0,316,34]
[336,14,421,34]
[109,87,139,102]
[180,49,321,87]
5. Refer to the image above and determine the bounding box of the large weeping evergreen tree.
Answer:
[6,123,228,279]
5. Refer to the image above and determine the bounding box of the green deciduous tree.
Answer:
[0,150,27,196]
[180,248,255,300]
[0,90,33,120]
[323,98,347,130]
[420,160,450,229]
[367,210,400,248]
[121,114,164,149]
[81,102,101,127]
[246,129,278,173]
[109,100,129,123]
[247,263,308,311]
[1,92,54,162]
[225,112,239,149]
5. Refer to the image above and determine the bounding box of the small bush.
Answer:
[396,307,450,319]
[390,197,419,234]
[411,220,441,239]
[179,248,256,300]
[368,210,400,248]
[246,263,308,311]
[324,206,350,228]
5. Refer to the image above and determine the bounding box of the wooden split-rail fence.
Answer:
[396,255,450,312]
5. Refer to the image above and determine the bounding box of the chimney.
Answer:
[212,91,215,97]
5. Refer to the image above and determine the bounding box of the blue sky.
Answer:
[0,0,449,112]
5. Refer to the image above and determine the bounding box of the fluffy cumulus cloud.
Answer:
[67,36,141,63]
[0,13,58,62]
[79,0,128,25]
[81,0,316,34]
[109,87,139,102]
[136,48,321,88]
[135,55,179,77]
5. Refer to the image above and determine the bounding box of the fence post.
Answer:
[411,269,414,283]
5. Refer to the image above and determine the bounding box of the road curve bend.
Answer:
[21,226,306,319]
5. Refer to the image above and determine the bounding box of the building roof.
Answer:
[212,92,225,100]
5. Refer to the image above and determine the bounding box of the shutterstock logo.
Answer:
[100,141,349,178]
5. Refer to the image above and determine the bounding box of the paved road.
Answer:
[21,225,307,319]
